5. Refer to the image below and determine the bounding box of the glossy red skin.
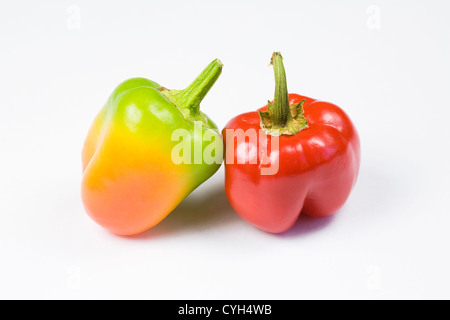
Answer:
[223,94,360,233]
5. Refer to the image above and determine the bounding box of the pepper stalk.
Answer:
[160,59,223,124]
[259,52,308,136]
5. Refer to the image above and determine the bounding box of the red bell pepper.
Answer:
[223,52,360,233]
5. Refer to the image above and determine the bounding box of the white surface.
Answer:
[0,0,449,300]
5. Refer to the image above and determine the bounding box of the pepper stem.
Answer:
[161,59,223,117]
[272,52,291,127]
[259,52,308,136]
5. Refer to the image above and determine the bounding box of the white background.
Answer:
[1,0,449,300]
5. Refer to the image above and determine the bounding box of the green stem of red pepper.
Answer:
[272,52,291,128]
[259,52,308,136]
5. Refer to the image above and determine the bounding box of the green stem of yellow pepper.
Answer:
[161,59,223,118]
